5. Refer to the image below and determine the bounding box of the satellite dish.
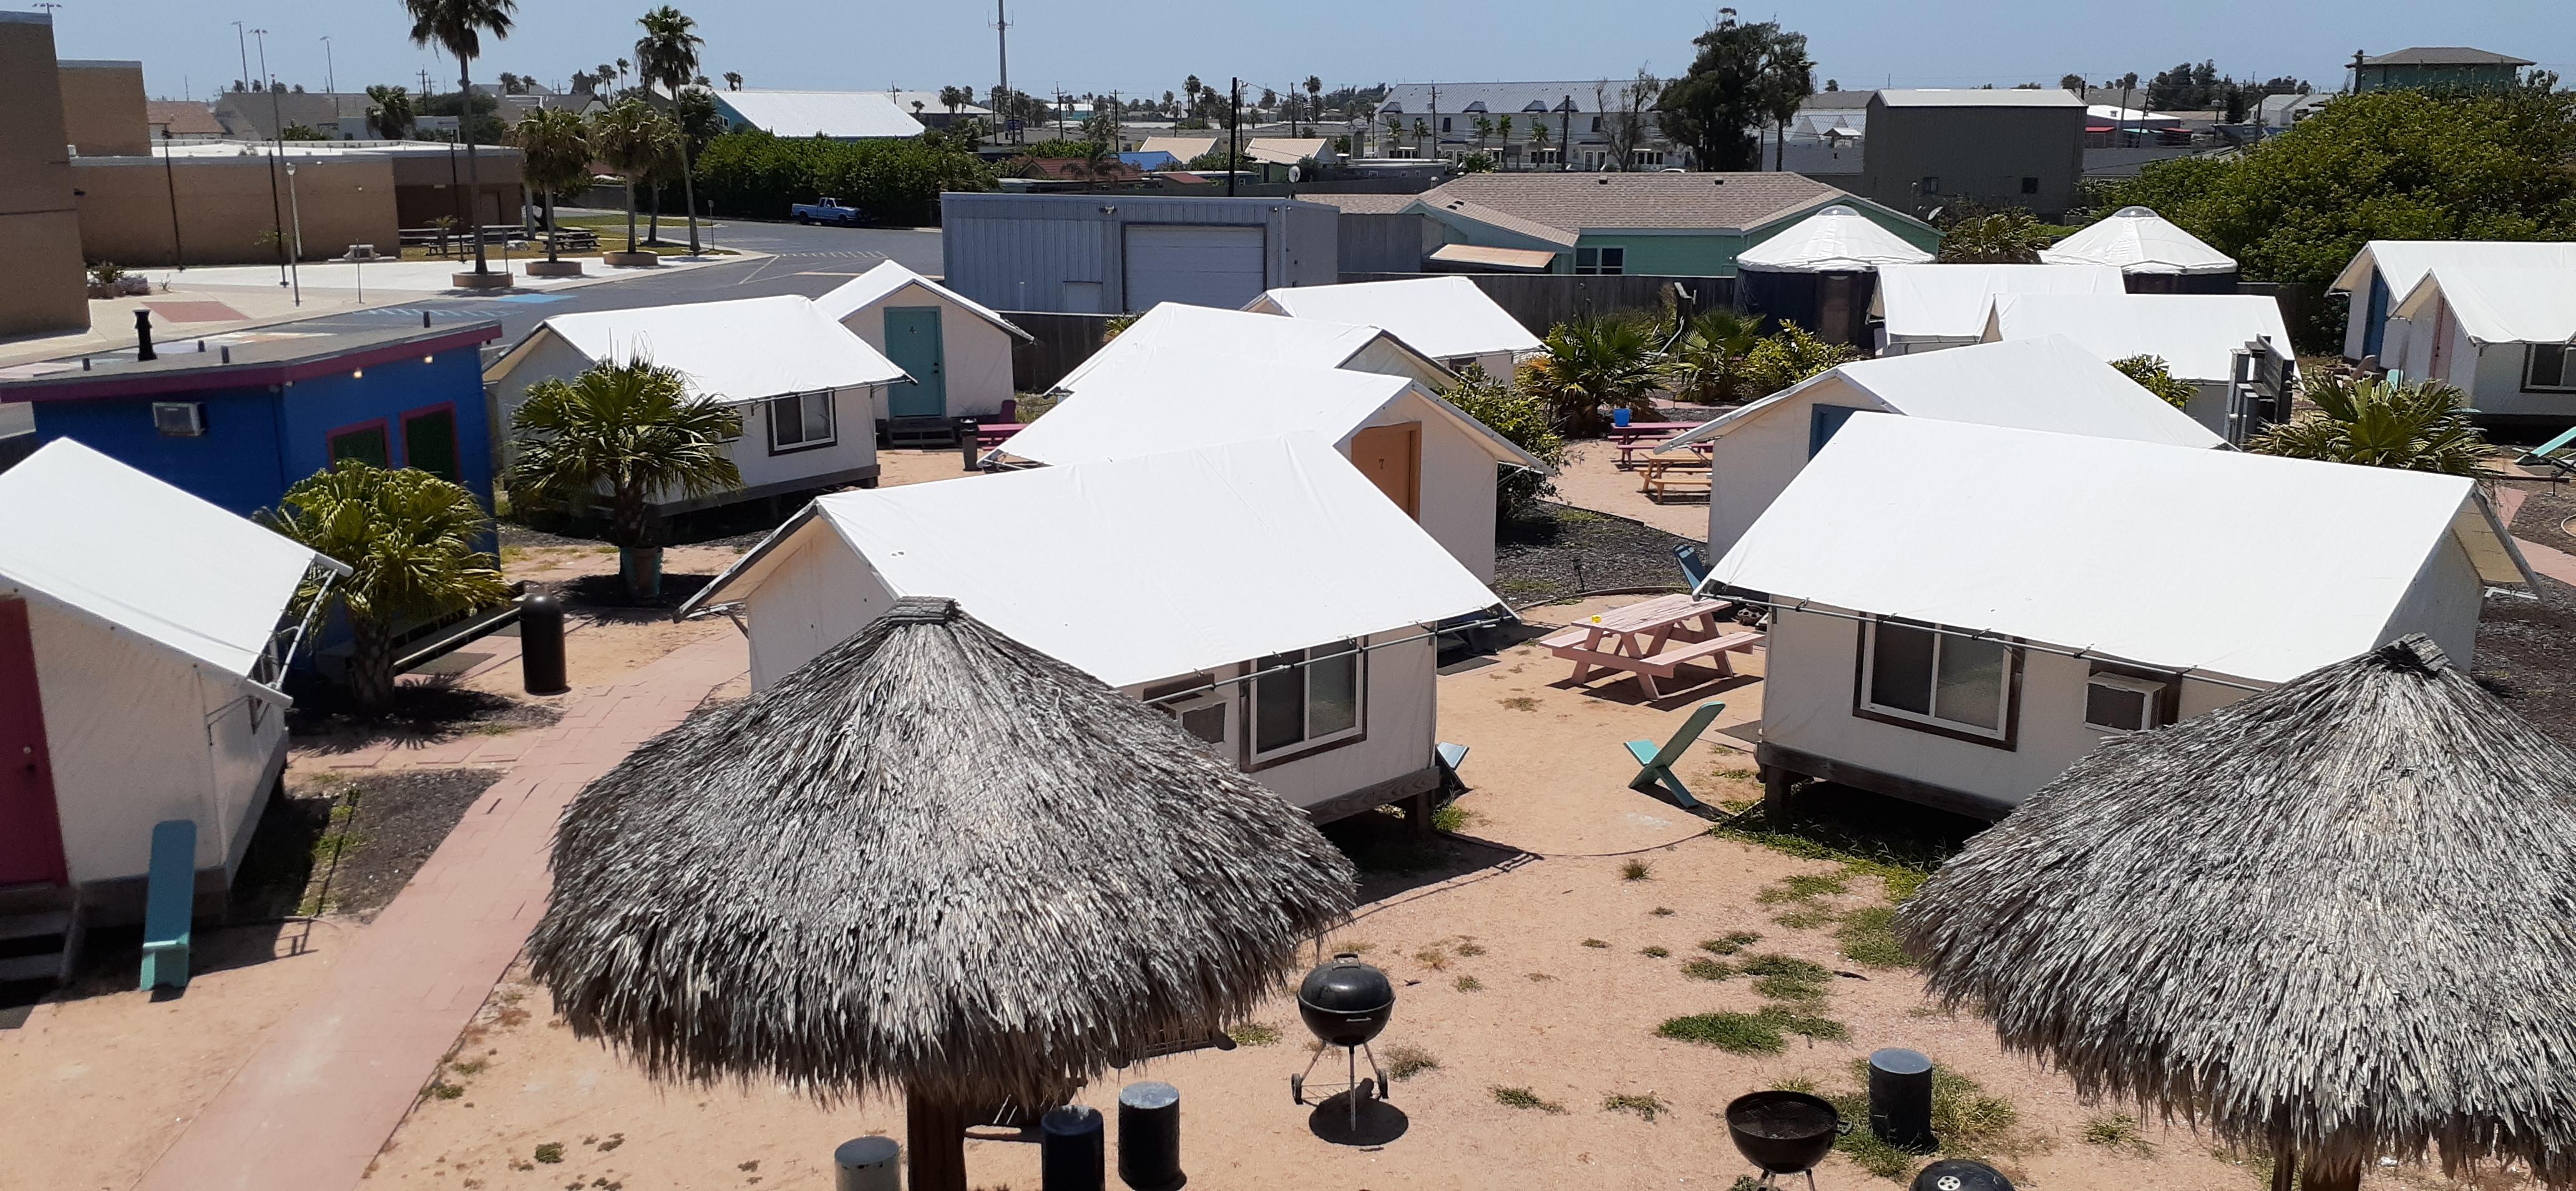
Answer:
[1289,165,1303,182]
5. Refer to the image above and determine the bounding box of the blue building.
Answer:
[0,321,503,517]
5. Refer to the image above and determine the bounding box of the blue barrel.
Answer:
[1040,1104,1104,1191]
[1118,1081,1184,1190]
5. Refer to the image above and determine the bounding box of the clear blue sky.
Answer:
[39,0,2576,105]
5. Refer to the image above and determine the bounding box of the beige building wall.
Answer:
[73,155,401,267]
[0,11,87,336]
[59,59,149,156]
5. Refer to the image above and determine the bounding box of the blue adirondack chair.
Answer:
[140,820,195,991]
[1625,702,1726,810]
[2520,424,2576,478]
[1437,742,1470,774]
[1672,542,1710,592]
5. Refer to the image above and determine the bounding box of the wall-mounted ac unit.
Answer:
[152,401,205,437]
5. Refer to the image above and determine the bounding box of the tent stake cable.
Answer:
[1694,586,2270,695]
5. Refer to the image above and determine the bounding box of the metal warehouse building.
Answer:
[939,193,1337,315]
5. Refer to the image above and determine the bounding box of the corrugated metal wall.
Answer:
[939,193,1338,315]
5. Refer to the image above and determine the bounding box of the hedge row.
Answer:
[691,131,998,227]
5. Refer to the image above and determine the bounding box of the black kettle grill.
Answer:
[1725,1089,1848,1190]
[1290,953,1395,1126]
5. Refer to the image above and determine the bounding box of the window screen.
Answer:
[2530,344,2574,391]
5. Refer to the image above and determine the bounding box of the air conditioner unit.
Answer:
[152,401,205,437]
[1163,693,1229,747]
[2083,673,2164,733]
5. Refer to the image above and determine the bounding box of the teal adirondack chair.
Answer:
[2520,424,2576,478]
[1625,702,1726,809]
[140,820,195,991]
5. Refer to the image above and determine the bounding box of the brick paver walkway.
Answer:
[2517,535,2576,588]
[133,634,748,1191]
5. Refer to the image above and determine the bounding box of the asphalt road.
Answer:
[282,215,945,346]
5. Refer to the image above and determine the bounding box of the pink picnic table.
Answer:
[1610,423,1704,469]
[1542,592,1764,698]
[974,421,1027,450]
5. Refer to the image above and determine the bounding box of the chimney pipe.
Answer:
[134,309,158,361]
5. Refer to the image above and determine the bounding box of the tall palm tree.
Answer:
[1473,114,1493,152]
[2251,374,2496,478]
[404,0,517,278]
[507,358,744,600]
[1412,117,1430,156]
[589,99,676,253]
[260,462,509,713]
[1757,31,1815,170]
[634,5,707,254]
[722,69,741,91]
[1382,112,1403,155]
[1304,75,1323,121]
[1530,121,1551,165]
[510,108,591,263]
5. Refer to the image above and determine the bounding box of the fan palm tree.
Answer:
[1304,75,1323,120]
[723,70,741,91]
[1527,315,1667,435]
[510,109,591,263]
[366,84,416,139]
[2251,373,2497,478]
[1667,308,1767,405]
[1382,112,1403,155]
[507,358,743,600]
[634,5,707,254]
[1530,120,1551,164]
[403,0,517,278]
[1411,117,1430,155]
[589,99,677,253]
[1937,207,2056,263]
[260,462,509,713]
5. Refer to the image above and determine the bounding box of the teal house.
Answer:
[1404,173,1939,278]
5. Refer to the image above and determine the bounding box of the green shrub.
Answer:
[1442,364,1565,521]
[692,130,997,225]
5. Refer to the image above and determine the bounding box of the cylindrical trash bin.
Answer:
[1118,1081,1184,1191]
[1868,1047,1936,1152]
[956,416,984,470]
[520,591,568,695]
[832,1135,900,1191]
[1040,1104,1105,1191]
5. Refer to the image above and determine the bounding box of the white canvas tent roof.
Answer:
[1246,276,1542,361]
[1704,416,2531,685]
[2328,240,2576,297]
[1983,292,2294,383]
[992,351,1546,471]
[1050,303,1448,394]
[1873,263,2127,341]
[1660,335,2223,453]
[1737,205,1933,273]
[0,439,328,679]
[2041,206,2237,275]
[499,294,910,404]
[814,261,1033,341]
[683,436,1501,688]
[2393,266,2576,345]
[716,89,924,139]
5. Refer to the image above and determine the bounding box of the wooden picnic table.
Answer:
[1609,423,1702,469]
[1541,592,1764,698]
[1639,453,1712,503]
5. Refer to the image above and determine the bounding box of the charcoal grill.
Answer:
[1289,953,1395,1128]
[1725,1089,1848,1190]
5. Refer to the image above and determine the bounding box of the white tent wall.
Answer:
[29,596,277,893]
[1205,631,1438,816]
[2385,291,2564,419]
[2377,527,2486,666]
[741,526,890,691]
[1343,337,1456,391]
[834,284,1019,421]
[1363,391,1501,582]
[1705,381,1876,557]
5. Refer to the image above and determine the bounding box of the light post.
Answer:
[254,28,289,287]
[321,36,335,95]
[283,161,303,306]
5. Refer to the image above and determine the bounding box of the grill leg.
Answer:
[1347,1046,1360,1130]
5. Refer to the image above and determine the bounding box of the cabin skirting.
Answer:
[650,463,884,517]
[1755,742,2015,822]
[76,727,287,926]
[1300,763,1442,826]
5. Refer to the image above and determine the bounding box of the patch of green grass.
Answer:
[1228,1022,1281,1047]
[1657,1011,1786,1053]
[1430,802,1476,832]
[1757,1004,1848,1042]
[1641,945,1671,958]
[1755,973,1831,1004]
[534,1142,565,1164]
[1757,872,1852,903]
[1491,1086,1566,1112]
[1715,767,1759,781]
[424,1079,464,1100]
[1455,975,1483,992]
[1700,930,1762,955]
[1555,508,1606,523]
[1581,938,1609,949]
[1772,905,1839,929]
[1930,1067,2019,1154]
[1499,695,1540,712]
[1453,940,1486,957]
[1383,1042,1438,1080]
[1681,958,1732,981]
[1621,858,1654,881]
[1740,954,1832,984]
[1835,905,1910,969]
[1602,1092,1670,1122]
[1708,796,1964,902]
[2084,1112,2153,1155]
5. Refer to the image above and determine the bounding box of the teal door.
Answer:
[883,306,947,418]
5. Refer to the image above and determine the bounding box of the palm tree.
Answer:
[510,108,591,263]
[589,99,676,254]
[260,463,509,713]
[1382,112,1403,155]
[615,56,629,91]
[507,358,744,600]
[1757,31,1815,170]
[1667,308,1766,404]
[595,61,617,92]
[404,0,517,278]
[1497,114,1516,162]
[722,69,741,91]
[1526,315,1667,435]
[1304,75,1323,121]
[366,83,416,139]
[1936,208,2056,263]
[1473,114,1493,152]
[2250,374,2497,478]
[1412,117,1430,157]
[634,5,707,254]
[1529,120,1551,165]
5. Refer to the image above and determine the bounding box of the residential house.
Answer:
[1404,172,1938,278]
[483,295,908,512]
[145,100,225,139]
[1661,335,2223,556]
[2039,205,2238,292]
[2330,240,2576,362]
[814,261,1032,424]
[1732,205,1933,345]
[1872,263,2127,355]
[2256,92,2331,129]
[2352,47,2534,94]
[210,89,386,140]
[677,435,1505,822]
[1705,414,2531,819]
[1375,81,1673,170]
[1981,291,2296,443]
[1858,89,2086,222]
[709,89,924,139]
[1244,275,1541,379]
[939,193,1336,313]
[2384,266,2576,424]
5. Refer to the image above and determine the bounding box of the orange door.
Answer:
[0,598,67,887]
[1349,423,1422,519]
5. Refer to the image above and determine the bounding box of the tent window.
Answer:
[1575,247,1624,275]
[1249,642,1365,765]
[1858,619,2016,744]
[328,423,389,468]
[1919,176,1941,195]
[2527,345,2575,392]
[768,391,836,452]
[402,407,459,481]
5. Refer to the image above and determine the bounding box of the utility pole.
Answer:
[255,29,290,287]
[993,0,1013,144]
[233,21,250,98]
[1559,94,1572,171]
[322,36,335,94]
[1428,84,1439,166]
[1227,77,1241,196]
[160,127,184,270]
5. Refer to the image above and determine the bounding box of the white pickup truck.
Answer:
[790,197,863,227]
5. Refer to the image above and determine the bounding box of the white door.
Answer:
[1123,225,1265,313]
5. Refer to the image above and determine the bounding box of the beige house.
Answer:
[0,11,87,337]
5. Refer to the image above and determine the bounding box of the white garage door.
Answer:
[1123,225,1266,313]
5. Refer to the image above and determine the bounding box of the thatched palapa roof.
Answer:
[529,598,1357,1107]
[1899,635,2576,1185]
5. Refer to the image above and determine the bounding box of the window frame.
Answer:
[766,390,839,454]
[2526,343,2576,393]
[2019,175,2039,195]
[399,403,461,482]
[1574,246,1626,276]
[324,418,391,468]
[1243,642,1367,770]
[1919,175,1941,195]
[2082,662,2182,733]
[1850,617,2021,749]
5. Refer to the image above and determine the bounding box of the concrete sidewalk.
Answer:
[132,633,748,1191]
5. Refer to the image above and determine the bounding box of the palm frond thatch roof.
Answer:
[1899,635,2576,1185]
[528,597,1356,1107]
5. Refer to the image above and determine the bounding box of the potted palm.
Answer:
[507,358,743,601]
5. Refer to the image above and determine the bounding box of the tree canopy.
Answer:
[1658,12,1810,170]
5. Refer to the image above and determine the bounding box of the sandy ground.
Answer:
[351,597,2484,1191]
[1551,440,1714,541]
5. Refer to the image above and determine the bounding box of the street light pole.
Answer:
[254,28,289,287]
[322,36,335,95]
[283,161,303,306]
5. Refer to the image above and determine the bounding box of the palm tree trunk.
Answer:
[647,181,661,244]
[624,179,638,252]
[544,190,559,263]
[459,61,490,275]
[680,139,700,255]
[349,612,397,714]
[613,485,660,601]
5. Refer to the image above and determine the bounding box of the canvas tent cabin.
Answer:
[1732,205,1933,346]
[1660,335,2223,557]
[2385,266,2576,424]
[2330,240,2576,363]
[1981,291,2296,444]
[679,435,1503,821]
[814,262,1032,429]
[1871,263,2126,355]
[0,441,339,926]
[484,295,909,514]
[1051,301,1457,396]
[1243,275,1542,380]
[1703,415,2529,821]
[2039,206,2238,293]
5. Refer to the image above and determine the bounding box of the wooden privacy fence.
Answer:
[1007,311,1121,394]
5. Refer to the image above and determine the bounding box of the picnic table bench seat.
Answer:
[1641,459,1712,503]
